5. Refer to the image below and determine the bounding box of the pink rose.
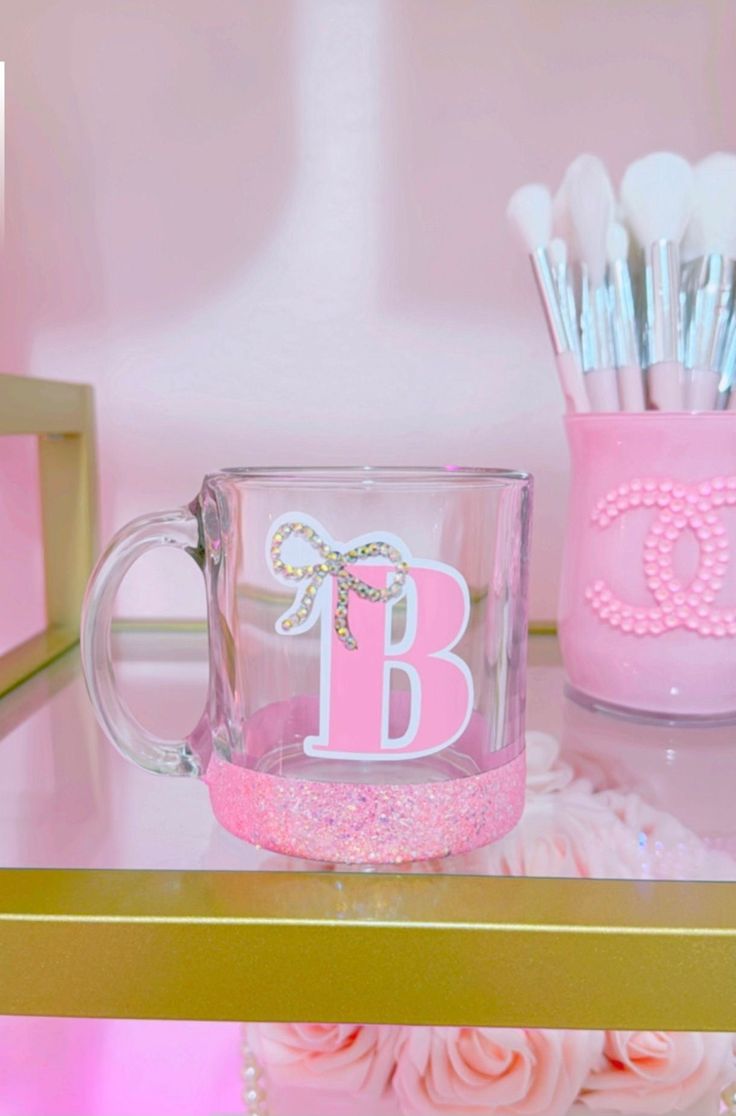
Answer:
[482,787,647,879]
[578,1030,733,1114]
[245,1022,400,1097]
[597,791,736,882]
[525,731,575,796]
[393,1027,603,1115]
[482,782,736,883]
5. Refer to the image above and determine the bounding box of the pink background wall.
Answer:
[2,0,735,626]
[0,1017,242,1115]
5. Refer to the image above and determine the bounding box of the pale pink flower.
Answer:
[481,781,736,883]
[525,731,575,796]
[393,1026,603,1115]
[596,790,736,882]
[482,786,648,879]
[245,1022,400,1097]
[577,1030,733,1114]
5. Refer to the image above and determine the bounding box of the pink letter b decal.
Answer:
[306,561,473,761]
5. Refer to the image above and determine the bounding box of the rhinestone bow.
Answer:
[269,521,409,650]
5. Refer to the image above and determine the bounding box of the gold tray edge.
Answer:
[0,869,734,1028]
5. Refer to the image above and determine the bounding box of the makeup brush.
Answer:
[683,153,736,410]
[564,155,620,411]
[552,183,590,368]
[721,314,736,410]
[551,187,585,374]
[606,221,645,411]
[507,184,589,412]
[620,152,694,411]
[548,236,581,371]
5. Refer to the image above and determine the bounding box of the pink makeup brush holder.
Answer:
[560,413,736,722]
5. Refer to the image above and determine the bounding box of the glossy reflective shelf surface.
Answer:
[1,631,734,881]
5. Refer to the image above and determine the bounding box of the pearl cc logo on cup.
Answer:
[586,476,736,638]
[267,514,474,761]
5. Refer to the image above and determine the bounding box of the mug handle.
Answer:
[81,506,207,776]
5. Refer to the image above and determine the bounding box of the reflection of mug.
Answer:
[560,414,736,721]
[81,467,533,863]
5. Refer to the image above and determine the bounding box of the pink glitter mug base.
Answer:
[205,748,525,864]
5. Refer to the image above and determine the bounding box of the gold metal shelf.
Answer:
[0,634,734,1027]
[1,869,736,1027]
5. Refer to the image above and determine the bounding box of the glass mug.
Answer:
[560,413,736,722]
[82,467,533,863]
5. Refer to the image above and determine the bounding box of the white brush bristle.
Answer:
[620,152,694,248]
[552,182,574,255]
[563,155,614,286]
[606,221,629,264]
[506,184,552,253]
[684,152,736,260]
[548,237,567,268]
[680,227,701,264]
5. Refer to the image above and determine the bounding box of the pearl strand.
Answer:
[242,1040,270,1116]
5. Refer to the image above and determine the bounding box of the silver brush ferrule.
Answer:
[685,254,735,373]
[645,240,681,366]
[529,248,569,354]
[718,315,736,401]
[557,257,582,363]
[607,258,640,369]
[580,267,614,372]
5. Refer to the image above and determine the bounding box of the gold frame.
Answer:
[1,868,736,1026]
[0,374,97,696]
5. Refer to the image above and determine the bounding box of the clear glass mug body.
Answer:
[559,414,736,722]
[82,467,532,863]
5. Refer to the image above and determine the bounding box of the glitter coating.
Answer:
[205,748,525,864]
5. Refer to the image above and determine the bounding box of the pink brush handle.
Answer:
[556,350,590,414]
[585,368,620,412]
[685,368,720,411]
[616,365,645,412]
[647,360,684,411]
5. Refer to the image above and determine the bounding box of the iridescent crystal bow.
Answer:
[270,521,409,650]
